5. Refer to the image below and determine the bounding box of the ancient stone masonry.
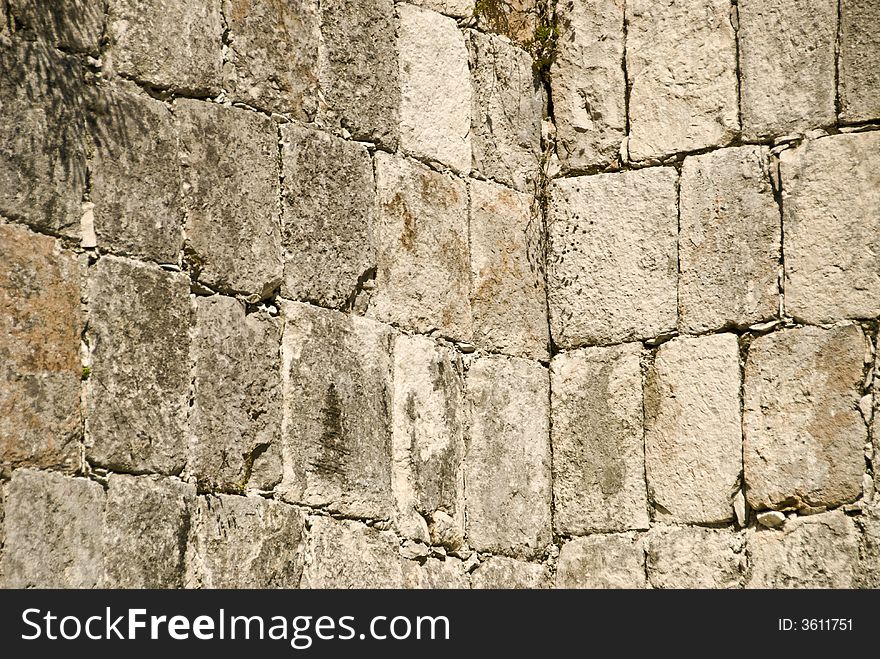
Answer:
[1,0,879,590]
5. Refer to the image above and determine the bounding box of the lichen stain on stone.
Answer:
[313,382,350,481]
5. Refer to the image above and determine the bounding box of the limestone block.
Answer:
[646,527,744,589]
[840,0,880,123]
[780,132,880,323]
[85,257,190,475]
[474,0,537,44]
[370,153,471,341]
[465,356,551,558]
[0,225,81,473]
[177,100,282,300]
[679,146,780,332]
[744,324,867,511]
[551,343,649,535]
[8,0,103,52]
[471,556,549,589]
[469,178,548,360]
[739,0,837,139]
[408,0,474,18]
[645,334,742,524]
[547,168,678,347]
[280,124,376,309]
[555,534,646,589]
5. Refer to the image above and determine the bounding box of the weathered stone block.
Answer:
[469,179,548,359]
[679,146,780,332]
[552,0,626,171]
[408,0,474,18]
[467,30,541,192]
[0,225,81,473]
[555,534,646,589]
[626,0,738,160]
[840,0,880,123]
[86,257,190,475]
[645,333,742,524]
[370,153,471,341]
[780,132,880,323]
[318,0,399,148]
[474,0,537,44]
[746,511,859,588]
[398,3,472,173]
[280,124,376,309]
[88,84,182,264]
[471,556,549,589]
[744,324,867,511]
[280,302,394,519]
[107,0,222,94]
[547,168,678,347]
[190,296,282,493]
[647,527,743,589]
[738,0,837,139]
[551,343,648,535]
[409,558,470,589]
[466,356,551,558]
[186,494,305,588]
[222,0,318,118]
[103,474,195,588]
[855,504,880,588]
[177,100,282,300]
[2,470,104,588]
[8,0,103,52]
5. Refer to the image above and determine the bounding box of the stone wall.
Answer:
[0,0,878,588]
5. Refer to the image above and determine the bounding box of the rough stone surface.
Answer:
[280,124,376,309]
[88,84,182,264]
[855,504,880,588]
[645,333,742,524]
[547,168,678,347]
[738,0,837,139]
[556,534,646,588]
[840,0,880,123]
[370,153,471,341]
[679,146,780,332]
[410,558,470,588]
[469,179,548,360]
[0,224,81,473]
[8,0,103,53]
[474,0,537,44]
[743,324,867,511]
[398,3,472,173]
[86,257,190,475]
[552,0,626,171]
[465,356,551,558]
[471,556,549,589]
[190,296,283,493]
[318,0,398,148]
[780,132,880,323]
[186,494,305,588]
[746,511,859,588]
[409,0,474,18]
[280,303,394,519]
[647,527,744,589]
[177,100,282,299]
[467,30,542,192]
[551,343,649,535]
[103,474,195,588]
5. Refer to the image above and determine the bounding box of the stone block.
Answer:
[555,533,646,589]
[840,0,880,123]
[8,0,103,53]
[409,558,470,589]
[855,504,880,588]
[471,556,549,589]
[646,527,744,588]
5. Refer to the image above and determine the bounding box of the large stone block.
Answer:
[8,0,103,53]
[551,343,649,535]
[103,474,195,588]
[0,225,81,473]
[222,0,318,118]
[840,0,880,123]
[645,334,742,524]
[190,296,282,493]
[552,0,626,171]
[186,494,305,588]
[679,146,780,332]
[466,356,551,558]
[85,257,190,475]
[397,3,472,173]
[370,153,471,341]
[738,0,837,139]
[471,556,549,589]
[1,470,104,588]
[744,324,867,511]
[746,511,859,588]
[280,303,394,519]
[106,0,222,94]
[318,0,399,148]
[177,100,282,300]
[547,168,678,348]
[555,534,646,589]
[646,527,744,589]
[467,30,541,192]
[280,124,376,309]
[469,179,548,360]
[780,132,880,323]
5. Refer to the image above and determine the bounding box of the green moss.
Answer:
[81,366,91,381]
